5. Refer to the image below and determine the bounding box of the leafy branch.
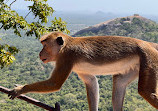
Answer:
[0,42,19,68]
[0,0,70,68]
[0,0,69,38]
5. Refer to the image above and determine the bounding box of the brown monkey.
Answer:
[8,32,158,111]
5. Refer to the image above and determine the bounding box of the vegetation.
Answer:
[0,0,69,68]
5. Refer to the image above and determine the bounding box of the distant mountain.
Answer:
[52,11,121,25]
[73,14,158,42]
[95,11,106,15]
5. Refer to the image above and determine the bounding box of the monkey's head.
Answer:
[39,32,66,63]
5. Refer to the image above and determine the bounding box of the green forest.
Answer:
[1,18,158,110]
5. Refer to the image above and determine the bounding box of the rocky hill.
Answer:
[73,14,158,42]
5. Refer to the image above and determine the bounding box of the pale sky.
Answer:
[12,0,158,15]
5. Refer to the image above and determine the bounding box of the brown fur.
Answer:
[8,32,158,111]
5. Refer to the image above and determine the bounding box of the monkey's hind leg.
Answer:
[138,44,158,109]
[112,68,138,111]
[138,69,158,109]
[138,66,158,109]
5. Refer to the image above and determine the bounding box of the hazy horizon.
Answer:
[10,0,158,16]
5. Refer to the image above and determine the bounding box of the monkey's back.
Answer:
[66,36,141,65]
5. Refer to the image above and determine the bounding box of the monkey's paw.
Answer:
[8,85,24,100]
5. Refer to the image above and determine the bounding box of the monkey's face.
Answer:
[39,34,64,63]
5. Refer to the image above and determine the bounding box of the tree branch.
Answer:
[25,11,31,19]
[0,86,60,111]
[9,0,17,8]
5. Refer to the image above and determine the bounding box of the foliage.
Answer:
[0,0,69,68]
[0,42,18,68]
[0,0,69,38]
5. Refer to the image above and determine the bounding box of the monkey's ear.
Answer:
[56,37,64,45]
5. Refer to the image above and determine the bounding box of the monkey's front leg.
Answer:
[8,79,59,99]
[9,61,72,99]
[78,74,99,111]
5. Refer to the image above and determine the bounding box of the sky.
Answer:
[11,0,158,15]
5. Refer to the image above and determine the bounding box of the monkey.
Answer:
[8,31,158,111]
